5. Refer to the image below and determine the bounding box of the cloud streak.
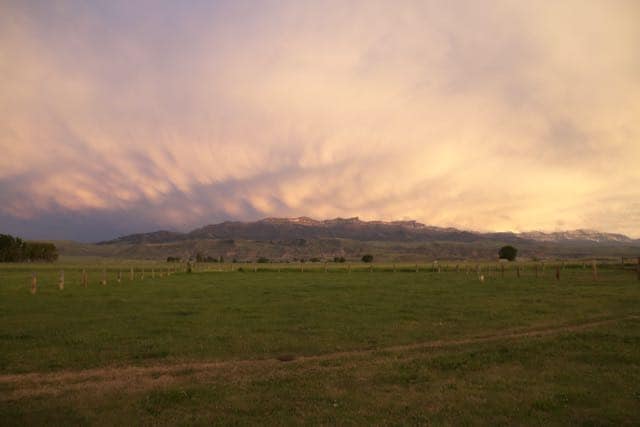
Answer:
[1,0,639,241]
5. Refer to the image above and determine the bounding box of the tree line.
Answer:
[0,234,58,262]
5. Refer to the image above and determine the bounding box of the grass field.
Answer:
[1,262,639,425]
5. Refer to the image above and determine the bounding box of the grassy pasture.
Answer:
[1,261,639,425]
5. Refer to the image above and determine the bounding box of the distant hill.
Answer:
[83,217,640,261]
[101,230,186,245]
[100,217,638,246]
[100,217,520,245]
[518,230,636,244]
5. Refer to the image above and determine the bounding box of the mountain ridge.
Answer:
[99,217,639,246]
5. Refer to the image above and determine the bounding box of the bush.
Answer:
[0,234,58,262]
[361,254,373,263]
[334,256,346,263]
[257,257,269,263]
[499,245,518,261]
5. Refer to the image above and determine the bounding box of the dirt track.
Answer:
[2,315,636,401]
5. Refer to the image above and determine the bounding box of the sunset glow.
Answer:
[1,0,639,240]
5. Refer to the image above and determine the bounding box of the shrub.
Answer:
[0,234,58,262]
[361,254,373,263]
[499,245,518,261]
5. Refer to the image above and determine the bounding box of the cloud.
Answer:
[1,0,639,241]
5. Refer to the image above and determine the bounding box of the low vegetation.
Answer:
[0,260,638,424]
[0,234,58,262]
[499,245,518,261]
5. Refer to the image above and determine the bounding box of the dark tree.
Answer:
[0,234,57,262]
[257,257,270,263]
[499,245,518,261]
[361,254,373,263]
[25,242,58,262]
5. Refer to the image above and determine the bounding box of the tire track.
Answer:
[1,314,637,400]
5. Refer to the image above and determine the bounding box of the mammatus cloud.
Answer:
[1,0,639,241]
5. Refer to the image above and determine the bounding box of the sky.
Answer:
[1,0,639,242]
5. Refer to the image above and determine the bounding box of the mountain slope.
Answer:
[101,217,516,244]
[99,217,639,247]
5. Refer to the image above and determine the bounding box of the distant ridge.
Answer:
[98,217,638,246]
[518,229,635,244]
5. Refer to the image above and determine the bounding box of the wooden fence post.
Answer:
[516,265,520,278]
[324,262,328,273]
[348,263,351,273]
[393,263,396,273]
[117,270,122,283]
[592,260,598,281]
[130,267,134,281]
[369,263,373,273]
[82,269,88,288]
[101,268,107,285]
[30,272,37,294]
[415,264,419,273]
[555,266,560,281]
[59,270,65,290]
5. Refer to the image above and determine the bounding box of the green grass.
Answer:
[0,263,639,425]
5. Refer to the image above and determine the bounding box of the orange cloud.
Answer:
[0,0,639,240]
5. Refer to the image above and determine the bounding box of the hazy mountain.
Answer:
[101,230,186,245]
[99,217,638,246]
[519,230,636,244]
[100,217,508,244]
[64,217,637,261]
